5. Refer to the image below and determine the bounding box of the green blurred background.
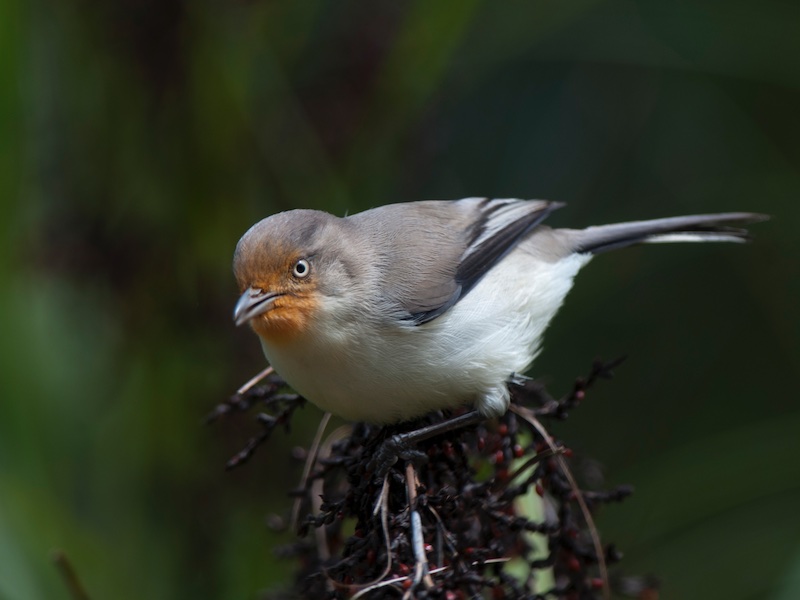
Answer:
[2,1,798,598]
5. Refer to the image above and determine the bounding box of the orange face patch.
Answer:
[249,291,320,344]
[237,247,319,344]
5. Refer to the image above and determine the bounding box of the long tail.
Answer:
[571,212,768,255]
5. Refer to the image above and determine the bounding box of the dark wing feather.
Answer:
[408,198,562,324]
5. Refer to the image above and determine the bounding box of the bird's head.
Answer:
[232,210,351,343]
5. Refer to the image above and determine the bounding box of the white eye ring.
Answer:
[292,259,310,278]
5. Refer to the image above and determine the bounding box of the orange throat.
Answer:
[249,293,318,344]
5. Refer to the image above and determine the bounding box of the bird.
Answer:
[233,198,764,425]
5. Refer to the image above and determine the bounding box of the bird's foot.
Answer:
[365,410,485,482]
[367,432,428,482]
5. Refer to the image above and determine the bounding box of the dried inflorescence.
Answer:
[210,359,658,599]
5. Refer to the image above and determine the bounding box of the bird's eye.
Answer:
[292,259,310,278]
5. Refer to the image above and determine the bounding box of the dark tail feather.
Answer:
[572,213,768,255]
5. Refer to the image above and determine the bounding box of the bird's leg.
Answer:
[368,410,484,479]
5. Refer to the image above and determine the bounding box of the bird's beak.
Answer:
[233,287,282,326]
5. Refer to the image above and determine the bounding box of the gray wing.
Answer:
[353,198,563,324]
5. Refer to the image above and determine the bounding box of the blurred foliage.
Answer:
[1,0,798,599]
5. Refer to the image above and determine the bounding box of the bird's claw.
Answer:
[368,433,428,482]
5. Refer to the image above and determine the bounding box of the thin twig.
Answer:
[236,366,274,395]
[291,412,332,532]
[310,424,352,564]
[52,550,90,600]
[510,403,611,600]
[352,558,513,598]
[347,476,395,599]
[405,463,433,596]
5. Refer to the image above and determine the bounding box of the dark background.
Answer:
[2,1,798,598]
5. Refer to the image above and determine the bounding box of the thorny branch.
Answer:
[210,359,659,599]
[207,369,306,470]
